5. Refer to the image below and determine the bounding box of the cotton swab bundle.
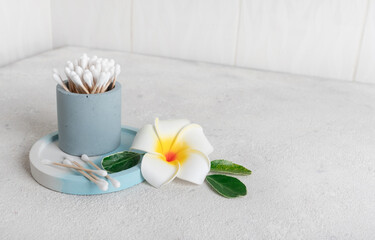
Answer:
[81,154,121,188]
[52,53,121,94]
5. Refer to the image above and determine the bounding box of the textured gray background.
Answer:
[0,47,375,239]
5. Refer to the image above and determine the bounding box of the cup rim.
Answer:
[56,80,121,97]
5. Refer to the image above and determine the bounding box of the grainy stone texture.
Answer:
[1,47,375,239]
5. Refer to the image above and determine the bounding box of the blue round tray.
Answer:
[29,126,144,195]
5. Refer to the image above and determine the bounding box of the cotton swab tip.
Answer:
[109,178,121,188]
[94,169,108,177]
[53,73,63,84]
[97,180,109,191]
[83,72,93,88]
[81,154,90,162]
[63,159,73,165]
[66,61,74,70]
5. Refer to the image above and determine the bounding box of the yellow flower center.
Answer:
[154,136,189,164]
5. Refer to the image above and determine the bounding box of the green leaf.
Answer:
[101,151,141,173]
[206,174,247,198]
[210,160,252,175]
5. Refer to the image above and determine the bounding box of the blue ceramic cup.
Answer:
[56,82,122,156]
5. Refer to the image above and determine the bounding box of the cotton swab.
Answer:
[64,67,71,78]
[81,154,121,188]
[83,70,93,89]
[100,72,111,93]
[102,69,114,92]
[66,61,74,71]
[89,55,97,66]
[64,67,76,92]
[73,59,79,67]
[108,59,115,67]
[41,159,107,176]
[92,71,109,93]
[53,72,70,92]
[63,158,102,181]
[111,64,121,89]
[69,72,83,93]
[80,53,89,69]
[62,159,108,191]
[74,65,84,79]
[95,62,102,73]
[90,65,99,83]
[70,71,90,94]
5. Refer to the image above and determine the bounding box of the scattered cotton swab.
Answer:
[63,159,108,191]
[81,154,121,188]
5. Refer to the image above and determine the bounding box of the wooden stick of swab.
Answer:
[102,79,112,93]
[64,158,101,181]
[41,159,107,176]
[81,154,121,188]
[73,162,100,181]
[68,158,103,181]
[69,160,100,181]
[62,159,108,191]
[64,67,76,92]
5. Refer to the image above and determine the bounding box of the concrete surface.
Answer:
[0,47,375,239]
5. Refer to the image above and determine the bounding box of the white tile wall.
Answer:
[2,0,375,83]
[236,0,368,81]
[0,0,52,67]
[51,0,132,51]
[355,0,375,83]
[133,0,240,65]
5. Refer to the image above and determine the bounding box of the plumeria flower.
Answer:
[130,118,213,188]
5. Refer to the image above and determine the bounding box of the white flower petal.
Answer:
[172,124,214,156]
[141,153,179,188]
[130,124,162,156]
[177,150,210,184]
[154,118,190,152]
